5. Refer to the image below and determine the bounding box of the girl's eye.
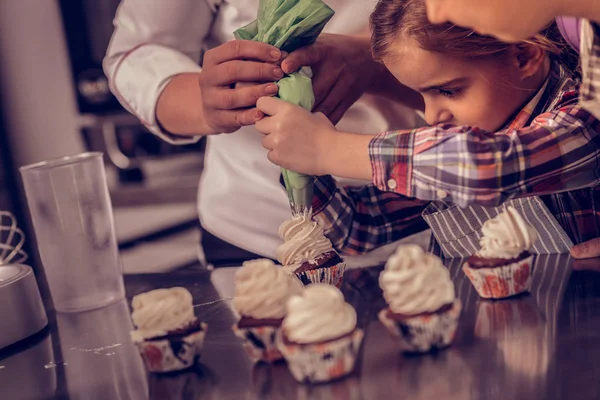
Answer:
[437,88,462,99]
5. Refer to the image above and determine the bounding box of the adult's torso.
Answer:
[198,0,421,258]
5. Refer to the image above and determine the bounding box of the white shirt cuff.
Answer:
[111,43,203,145]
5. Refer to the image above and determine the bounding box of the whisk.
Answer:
[0,211,28,265]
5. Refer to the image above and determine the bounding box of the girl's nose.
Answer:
[425,108,453,126]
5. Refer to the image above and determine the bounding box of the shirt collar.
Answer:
[505,79,550,131]
[504,61,578,130]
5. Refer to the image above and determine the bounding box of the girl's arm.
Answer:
[319,104,600,208]
[256,93,600,209]
[361,103,600,208]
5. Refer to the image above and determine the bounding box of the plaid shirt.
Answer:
[313,62,600,255]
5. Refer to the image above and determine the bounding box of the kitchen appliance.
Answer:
[0,264,48,349]
[58,0,122,115]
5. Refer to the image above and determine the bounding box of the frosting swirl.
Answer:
[131,287,195,341]
[276,214,333,266]
[283,284,356,343]
[478,206,538,259]
[380,245,455,315]
[233,259,303,319]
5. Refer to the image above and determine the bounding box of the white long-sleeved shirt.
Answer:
[104,0,422,258]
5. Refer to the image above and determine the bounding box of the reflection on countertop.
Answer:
[0,329,56,400]
[3,255,600,399]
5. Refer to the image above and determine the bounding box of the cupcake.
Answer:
[277,213,346,288]
[378,245,461,353]
[130,287,207,373]
[276,284,363,384]
[232,259,303,363]
[463,206,538,299]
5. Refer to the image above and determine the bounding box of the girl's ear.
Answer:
[509,43,546,79]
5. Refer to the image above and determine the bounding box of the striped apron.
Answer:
[422,197,574,258]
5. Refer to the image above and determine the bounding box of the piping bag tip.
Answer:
[282,168,315,216]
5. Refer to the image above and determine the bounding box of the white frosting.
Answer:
[380,245,455,315]
[283,284,356,344]
[233,259,303,319]
[131,287,195,341]
[276,214,334,267]
[478,206,538,259]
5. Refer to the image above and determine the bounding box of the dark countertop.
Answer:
[2,254,600,400]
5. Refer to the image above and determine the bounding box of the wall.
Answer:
[0,0,85,168]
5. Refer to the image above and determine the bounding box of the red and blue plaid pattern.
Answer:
[314,62,600,255]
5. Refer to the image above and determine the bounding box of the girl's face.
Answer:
[383,39,546,132]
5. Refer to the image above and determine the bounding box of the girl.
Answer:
[254,0,600,258]
[423,0,600,259]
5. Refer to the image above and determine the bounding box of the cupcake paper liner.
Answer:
[463,254,535,299]
[136,322,207,373]
[378,299,462,353]
[232,324,283,363]
[276,328,364,384]
[294,262,346,289]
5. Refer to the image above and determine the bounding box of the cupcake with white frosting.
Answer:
[130,287,207,373]
[378,245,461,353]
[463,206,538,299]
[277,284,363,383]
[232,258,303,363]
[277,214,346,288]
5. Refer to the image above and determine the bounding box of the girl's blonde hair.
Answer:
[370,0,580,73]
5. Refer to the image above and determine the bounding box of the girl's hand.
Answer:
[571,238,600,259]
[255,97,337,175]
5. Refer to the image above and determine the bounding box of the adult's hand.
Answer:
[157,40,284,136]
[281,34,384,124]
[571,238,600,259]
